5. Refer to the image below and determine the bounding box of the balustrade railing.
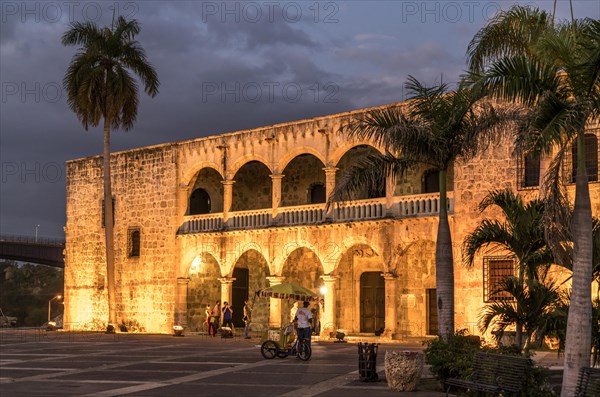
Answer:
[334,198,385,221]
[230,209,272,230]
[279,204,325,225]
[179,192,454,234]
[182,214,223,233]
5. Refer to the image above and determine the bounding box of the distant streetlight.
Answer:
[35,225,40,242]
[48,294,62,323]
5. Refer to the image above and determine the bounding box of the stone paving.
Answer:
[0,329,447,397]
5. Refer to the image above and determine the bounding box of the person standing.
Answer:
[294,301,313,349]
[290,301,299,323]
[204,304,213,335]
[221,301,233,330]
[243,299,252,339]
[211,300,221,337]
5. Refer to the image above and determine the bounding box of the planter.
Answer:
[384,350,424,392]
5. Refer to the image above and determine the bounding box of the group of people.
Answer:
[204,299,253,339]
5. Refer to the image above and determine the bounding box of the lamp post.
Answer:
[48,295,61,323]
[35,225,40,242]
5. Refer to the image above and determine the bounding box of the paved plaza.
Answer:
[0,329,447,397]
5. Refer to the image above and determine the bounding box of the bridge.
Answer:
[0,235,65,268]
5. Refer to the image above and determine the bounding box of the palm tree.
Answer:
[332,77,515,339]
[62,17,159,327]
[462,188,554,349]
[479,276,561,351]
[466,5,600,394]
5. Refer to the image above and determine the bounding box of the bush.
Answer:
[424,331,556,396]
[423,330,481,383]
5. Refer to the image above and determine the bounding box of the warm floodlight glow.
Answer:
[190,256,203,274]
[320,286,327,295]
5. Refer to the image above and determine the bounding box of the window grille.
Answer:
[483,256,515,302]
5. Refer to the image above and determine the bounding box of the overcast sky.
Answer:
[1,0,598,238]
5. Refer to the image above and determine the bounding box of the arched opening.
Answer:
[232,161,272,211]
[186,253,221,331]
[281,247,324,325]
[335,243,384,334]
[336,145,385,200]
[189,188,211,215]
[309,183,326,204]
[422,169,440,193]
[188,168,223,214]
[232,250,270,331]
[281,154,326,207]
[571,134,598,182]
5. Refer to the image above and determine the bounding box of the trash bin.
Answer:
[358,342,379,382]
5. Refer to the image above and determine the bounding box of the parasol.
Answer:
[256,283,319,302]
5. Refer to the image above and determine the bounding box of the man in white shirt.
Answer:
[294,301,313,349]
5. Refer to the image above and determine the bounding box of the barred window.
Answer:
[517,151,540,189]
[483,257,515,302]
[128,228,140,258]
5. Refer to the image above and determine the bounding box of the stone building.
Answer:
[63,102,600,338]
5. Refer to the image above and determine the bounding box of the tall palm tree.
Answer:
[462,188,554,349]
[467,6,600,394]
[332,77,515,339]
[62,17,159,327]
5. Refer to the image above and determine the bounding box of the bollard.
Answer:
[358,342,379,382]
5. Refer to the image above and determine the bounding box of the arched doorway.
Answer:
[232,249,270,331]
[360,272,385,333]
[186,253,220,331]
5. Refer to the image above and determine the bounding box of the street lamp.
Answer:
[48,294,62,323]
[35,225,40,242]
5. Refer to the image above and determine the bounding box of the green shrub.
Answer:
[424,331,556,396]
[423,329,481,383]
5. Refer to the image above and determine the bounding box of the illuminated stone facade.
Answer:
[64,103,600,337]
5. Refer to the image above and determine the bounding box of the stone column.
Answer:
[266,276,285,328]
[270,173,284,219]
[385,173,396,216]
[218,277,235,308]
[383,273,398,340]
[222,179,235,224]
[323,167,338,218]
[320,274,338,338]
[175,277,190,327]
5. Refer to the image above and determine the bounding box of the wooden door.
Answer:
[360,272,385,333]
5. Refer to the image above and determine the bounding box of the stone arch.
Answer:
[180,244,222,278]
[229,155,273,178]
[231,249,270,331]
[280,246,325,324]
[331,236,384,274]
[330,142,385,167]
[232,160,273,211]
[335,145,386,200]
[281,153,326,207]
[186,252,221,331]
[187,167,224,214]
[271,240,325,275]
[334,242,385,334]
[277,146,326,172]
[182,162,223,187]
[227,242,271,276]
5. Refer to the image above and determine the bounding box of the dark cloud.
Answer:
[3,1,596,238]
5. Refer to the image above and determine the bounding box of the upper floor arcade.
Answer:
[175,104,454,234]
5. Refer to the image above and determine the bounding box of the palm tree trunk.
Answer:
[516,264,524,350]
[561,129,593,396]
[436,169,455,339]
[103,118,117,326]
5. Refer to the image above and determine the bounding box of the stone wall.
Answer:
[65,146,178,332]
